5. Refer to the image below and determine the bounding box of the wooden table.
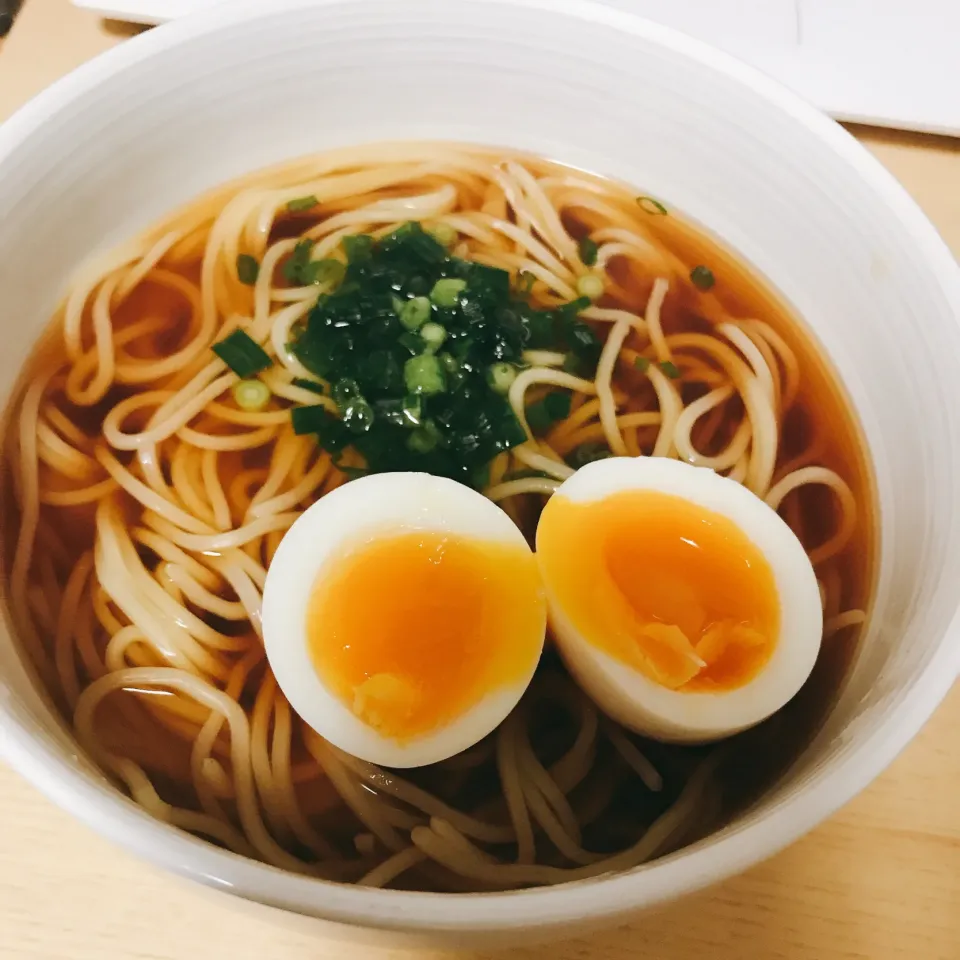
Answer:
[1,3,960,958]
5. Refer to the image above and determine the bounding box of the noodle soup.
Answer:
[1,144,874,892]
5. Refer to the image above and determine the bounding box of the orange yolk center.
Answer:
[536,490,779,691]
[307,531,544,741]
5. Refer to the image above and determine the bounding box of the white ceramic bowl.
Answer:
[2,0,960,947]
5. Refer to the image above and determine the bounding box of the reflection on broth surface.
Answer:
[1,143,874,891]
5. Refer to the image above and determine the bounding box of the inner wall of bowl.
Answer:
[1,0,960,926]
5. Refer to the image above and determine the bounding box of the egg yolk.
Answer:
[536,490,780,692]
[307,531,544,741]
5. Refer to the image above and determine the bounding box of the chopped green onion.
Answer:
[432,223,457,248]
[287,195,319,213]
[634,356,651,373]
[236,254,260,285]
[332,378,361,407]
[637,196,668,215]
[283,218,595,482]
[287,257,345,288]
[232,379,271,411]
[373,396,420,428]
[430,277,467,307]
[660,360,681,379]
[311,259,346,288]
[342,234,374,263]
[341,398,375,434]
[404,354,446,396]
[292,377,327,395]
[420,322,447,350]
[407,420,442,453]
[576,275,604,300]
[407,432,435,454]
[438,352,459,373]
[381,222,447,263]
[578,236,598,266]
[283,238,316,286]
[399,296,432,331]
[487,362,517,395]
[212,329,273,378]
[402,394,423,426]
[690,265,715,291]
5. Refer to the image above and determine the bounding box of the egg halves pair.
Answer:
[262,458,822,767]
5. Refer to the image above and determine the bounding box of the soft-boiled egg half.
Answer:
[262,472,546,768]
[536,457,822,743]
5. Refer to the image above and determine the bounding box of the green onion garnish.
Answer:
[576,275,604,300]
[660,360,681,379]
[420,321,447,350]
[690,265,715,291]
[332,378,361,408]
[634,356,651,372]
[430,277,467,308]
[404,354,446,396]
[407,420,442,453]
[438,352,460,373]
[399,296,432,331]
[212,329,272,378]
[432,223,457,248]
[288,258,345,288]
[637,196,668,215]
[283,219,591,486]
[402,394,423,426]
[487,362,517,395]
[283,238,315,286]
[342,234,374,263]
[287,195,319,213]
[311,259,346,289]
[236,254,260,286]
[578,236,598,266]
[232,379,271,411]
[372,395,421,428]
[341,398,375,434]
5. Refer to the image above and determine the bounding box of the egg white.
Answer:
[262,472,545,768]
[537,457,823,743]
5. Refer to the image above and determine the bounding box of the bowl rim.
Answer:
[3,0,960,934]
